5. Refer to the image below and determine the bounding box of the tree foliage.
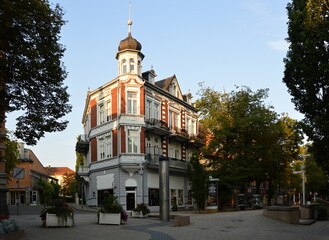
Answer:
[187,152,208,212]
[62,172,76,197]
[4,136,19,180]
[38,179,60,204]
[196,86,303,204]
[0,0,71,145]
[283,0,329,174]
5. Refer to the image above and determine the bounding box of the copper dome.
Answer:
[118,32,142,51]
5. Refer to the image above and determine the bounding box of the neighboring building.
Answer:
[45,166,75,187]
[7,143,57,205]
[76,19,204,211]
[0,116,8,217]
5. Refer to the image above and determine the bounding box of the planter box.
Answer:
[98,213,121,225]
[45,213,74,227]
[131,211,149,218]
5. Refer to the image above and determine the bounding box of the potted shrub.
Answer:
[132,203,150,218]
[40,199,74,227]
[98,195,128,225]
[172,202,178,211]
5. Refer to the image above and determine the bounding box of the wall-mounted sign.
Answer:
[13,168,25,179]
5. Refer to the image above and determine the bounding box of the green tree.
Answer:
[62,172,75,197]
[187,152,209,212]
[196,86,303,205]
[4,136,19,180]
[283,0,329,174]
[0,0,71,145]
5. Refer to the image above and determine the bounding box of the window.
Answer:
[191,120,195,135]
[146,99,152,120]
[128,129,138,153]
[105,136,112,158]
[138,61,141,75]
[99,138,105,160]
[186,118,190,133]
[178,190,184,205]
[129,59,134,73]
[169,111,173,129]
[106,101,111,121]
[99,135,112,160]
[154,103,160,120]
[175,149,180,159]
[122,59,127,74]
[149,189,159,206]
[99,104,105,124]
[127,91,137,114]
[174,113,179,129]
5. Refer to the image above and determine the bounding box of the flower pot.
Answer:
[98,213,121,225]
[45,213,74,227]
[131,211,149,218]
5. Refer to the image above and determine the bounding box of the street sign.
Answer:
[159,157,168,161]
[293,171,303,174]
[13,168,25,179]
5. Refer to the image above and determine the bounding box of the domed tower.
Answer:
[116,19,144,77]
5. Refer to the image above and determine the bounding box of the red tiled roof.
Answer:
[45,167,75,175]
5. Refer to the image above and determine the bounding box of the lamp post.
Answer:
[300,154,310,205]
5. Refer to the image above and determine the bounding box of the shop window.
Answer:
[148,188,159,206]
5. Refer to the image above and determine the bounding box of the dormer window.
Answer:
[170,82,177,97]
[129,59,134,73]
[122,59,127,74]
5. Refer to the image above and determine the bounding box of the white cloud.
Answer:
[267,40,289,51]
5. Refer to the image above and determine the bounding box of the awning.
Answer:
[9,188,26,192]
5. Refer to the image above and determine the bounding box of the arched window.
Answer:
[138,60,141,75]
[129,59,134,73]
[122,59,127,74]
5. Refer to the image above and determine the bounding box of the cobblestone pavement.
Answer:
[7,206,329,240]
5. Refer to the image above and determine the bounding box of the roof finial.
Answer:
[127,2,132,34]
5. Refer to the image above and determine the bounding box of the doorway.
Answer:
[126,187,136,210]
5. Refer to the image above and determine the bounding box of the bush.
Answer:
[314,203,328,221]
[40,199,73,221]
[133,203,150,215]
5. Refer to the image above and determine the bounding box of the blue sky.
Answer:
[7,0,303,170]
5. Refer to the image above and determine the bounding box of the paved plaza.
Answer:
[7,205,329,240]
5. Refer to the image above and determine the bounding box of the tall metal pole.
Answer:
[302,169,305,205]
[159,157,169,221]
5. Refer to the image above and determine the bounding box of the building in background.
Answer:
[45,166,75,187]
[76,19,204,211]
[0,116,8,217]
[6,142,57,205]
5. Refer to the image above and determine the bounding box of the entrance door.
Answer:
[126,192,135,210]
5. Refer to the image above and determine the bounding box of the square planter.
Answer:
[45,213,74,227]
[131,211,149,218]
[98,213,121,225]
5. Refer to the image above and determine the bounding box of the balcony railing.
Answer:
[145,118,170,136]
[145,147,188,170]
[169,126,189,142]
[77,166,89,175]
[76,134,89,154]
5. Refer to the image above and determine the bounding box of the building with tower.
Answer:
[76,18,204,212]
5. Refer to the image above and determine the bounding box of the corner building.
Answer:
[76,21,204,212]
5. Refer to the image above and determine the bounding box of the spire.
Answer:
[128,2,132,34]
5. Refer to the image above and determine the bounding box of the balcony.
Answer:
[145,147,188,171]
[189,134,206,147]
[77,166,89,176]
[188,134,206,147]
[145,118,170,136]
[169,127,189,142]
[75,134,89,154]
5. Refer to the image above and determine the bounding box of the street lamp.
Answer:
[300,154,310,205]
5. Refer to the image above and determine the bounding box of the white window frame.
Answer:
[122,59,127,74]
[154,102,160,120]
[106,101,111,122]
[126,127,140,154]
[98,134,112,160]
[129,58,135,73]
[127,90,139,115]
[98,103,105,125]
